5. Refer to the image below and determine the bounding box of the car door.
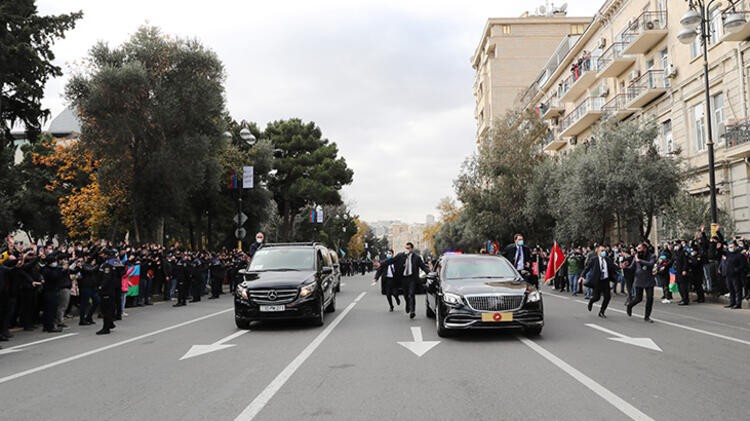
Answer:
[425,258,443,310]
[317,248,334,303]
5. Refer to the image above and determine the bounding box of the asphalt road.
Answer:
[1,274,749,421]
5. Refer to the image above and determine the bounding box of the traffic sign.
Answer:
[235,228,247,240]
[234,212,248,226]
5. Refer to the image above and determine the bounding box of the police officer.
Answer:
[173,252,189,307]
[189,254,203,302]
[208,254,226,299]
[672,242,690,306]
[96,250,118,335]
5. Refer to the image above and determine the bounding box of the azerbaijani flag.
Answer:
[309,209,316,223]
[125,264,141,297]
[229,168,238,189]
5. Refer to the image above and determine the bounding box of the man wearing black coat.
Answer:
[96,250,119,335]
[724,243,748,309]
[372,249,401,311]
[581,246,617,318]
[377,242,429,319]
[502,234,537,286]
[40,256,64,333]
[671,243,690,305]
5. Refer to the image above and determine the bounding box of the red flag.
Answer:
[544,242,565,285]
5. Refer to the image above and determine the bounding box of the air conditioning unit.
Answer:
[598,37,607,49]
[629,70,641,81]
[666,63,678,78]
[569,136,578,145]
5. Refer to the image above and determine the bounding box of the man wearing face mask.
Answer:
[671,242,690,306]
[372,249,401,311]
[248,232,265,258]
[502,234,536,286]
[580,246,617,318]
[723,242,748,309]
[627,243,656,323]
[379,243,430,319]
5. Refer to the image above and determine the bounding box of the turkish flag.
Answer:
[544,242,565,285]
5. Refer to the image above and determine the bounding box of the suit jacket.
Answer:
[581,255,617,288]
[374,261,396,281]
[502,244,532,271]
[379,252,429,281]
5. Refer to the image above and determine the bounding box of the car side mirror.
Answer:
[321,266,333,275]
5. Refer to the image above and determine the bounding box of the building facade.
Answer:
[514,0,750,239]
[472,10,593,141]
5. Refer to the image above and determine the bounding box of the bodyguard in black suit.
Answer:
[581,246,617,318]
[372,249,401,311]
[378,242,429,319]
[502,234,537,286]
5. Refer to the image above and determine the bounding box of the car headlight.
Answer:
[236,286,248,301]
[300,282,317,298]
[443,292,462,306]
[526,289,541,303]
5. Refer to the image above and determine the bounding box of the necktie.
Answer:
[600,258,607,279]
[404,254,413,277]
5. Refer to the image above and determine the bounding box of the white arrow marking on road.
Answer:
[180,329,250,360]
[586,324,662,352]
[397,326,440,357]
[0,333,78,356]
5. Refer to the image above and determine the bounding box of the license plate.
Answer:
[260,305,286,312]
[481,312,513,322]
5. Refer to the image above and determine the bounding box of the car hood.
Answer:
[445,279,528,296]
[238,270,316,289]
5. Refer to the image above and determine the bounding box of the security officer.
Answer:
[208,254,226,299]
[96,250,118,335]
[173,252,190,307]
[671,242,690,306]
[190,254,203,302]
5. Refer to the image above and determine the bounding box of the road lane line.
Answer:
[234,292,367,421]
[586,323,627,338]
[0,307,233,384]
[518,336,654,421]
[3,333,78,350]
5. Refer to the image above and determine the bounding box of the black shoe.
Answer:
[57,323,68,328]
[96,329,110,335]
[23,327,35,331]
[173,303,186,307]
[644,318,654,323]
[678,302,688,306]
[626,306,632,317]
[190,299,200,303]
[696,299,705,303]
[724,304,734,308]
[44,327,63,333]
[107,323,116,329]
[79,321,91,326]
[409,312,415,319]
[145,302,153,306]
[208,296,218,300]
[587,301,593,312]
[598,312,607,319]
[395,297,401,306]
[115,316,122,320]
[0,336,8,342]
[733,305,742,309]
[2,332,13,339]
[389,306,394,312]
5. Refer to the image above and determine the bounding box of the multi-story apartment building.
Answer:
[517,0,750,238]
[472,9,593,142]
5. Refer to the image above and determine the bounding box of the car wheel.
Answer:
[325,293,336,313]
[425,296,435,318]
[311,298,325,326]
[436,302,451,338]
[524,326,542,337]
[235,319,251,330]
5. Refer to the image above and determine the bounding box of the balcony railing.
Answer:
[602,92,636,120]
[596,42,635,78]
[620,10,668,55]
[724,117,750,147]
[626,69,668,108]
[539,98,564,120]
[559,58,599,102]
[560,96,605,135]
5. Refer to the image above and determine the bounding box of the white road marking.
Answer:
[234,292,367,421]
[180,329,251,360]
[586,323,662,352]
[0,307,233,384]
[0,333,78,355]
[518,336,654,421]
[397,326,440,357]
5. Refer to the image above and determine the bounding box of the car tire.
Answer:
[425,297,435,318]
[235,319,251,330]
[436,303,452,338]
[524,326,542,337]
[325,293,336,313]
[311,298,325,326]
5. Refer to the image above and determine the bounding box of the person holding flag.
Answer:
[544,242,566,286]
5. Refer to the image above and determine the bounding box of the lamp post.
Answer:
[224,126,257,250]
[678,0,746,224]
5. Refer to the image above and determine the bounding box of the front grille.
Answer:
[465,295,524,312]
[249,288,298,304]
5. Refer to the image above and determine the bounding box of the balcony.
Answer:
[559,96,605,138]
[543,131,566,152]
[602,92,637,121]
[596,42,636,78]
[626,70,668,109]
[559,62,599,103]
[539,98,565,120]
[621,11,668,55]
[722,11,750,42]
[724,117,750,158]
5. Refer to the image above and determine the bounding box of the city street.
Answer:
[1,274,749,421]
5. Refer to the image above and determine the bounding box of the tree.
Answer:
[661,192,735,240]
[264,119,353,241]
[347,218,369,258]
[66,26,227,243]
[454,109,548,243]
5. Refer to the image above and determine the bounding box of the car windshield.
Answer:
[444,257,518,281]
[249,248,314,271]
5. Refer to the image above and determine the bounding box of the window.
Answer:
[693,103,706,151]
[708,7,724,44]
[690,36,701,59]
[570,24,585,35]
[662,119,673,154]
[711,92,726,144]
[502,25,511,35]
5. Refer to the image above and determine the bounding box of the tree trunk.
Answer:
[156,217,165,246]
[133,212,141,245]
[282,201,292,242]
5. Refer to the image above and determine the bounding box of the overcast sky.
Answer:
[37,0,600,224]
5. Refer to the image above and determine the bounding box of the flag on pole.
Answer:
[544,241,565,285]
[125,264,141,297]
[339,248,346,256]
[309,209,316,223]
[229,168,238,189]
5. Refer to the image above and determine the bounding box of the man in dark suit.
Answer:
[377,242,429,319]
[502,234,537,286]
[581,246,617,318]
[372,249,401,311]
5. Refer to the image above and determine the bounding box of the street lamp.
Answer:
[228,125,257,250]
[677,0,746,224]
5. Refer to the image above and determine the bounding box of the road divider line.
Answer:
[518,336,654,421]
[4,333,78,350]
[0,307,233,384]
[234,292,367,421]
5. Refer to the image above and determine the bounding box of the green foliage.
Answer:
[264,118,354,241]
[661,192,735,240]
